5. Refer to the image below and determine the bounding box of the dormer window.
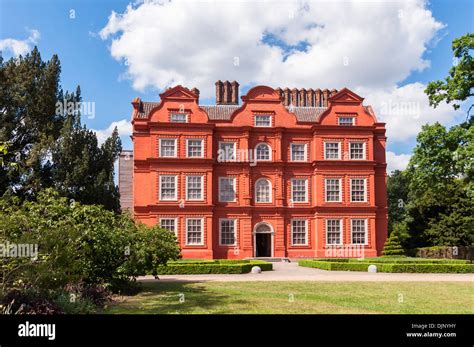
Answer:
[170,113,187,123]
[254,115,272,127]
[338,117,355,126]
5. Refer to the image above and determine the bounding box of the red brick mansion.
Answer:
[120,81,388,259]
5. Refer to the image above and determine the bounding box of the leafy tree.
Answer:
[425,33,473,113]
[404,120,473,248]
[387,170,409,234]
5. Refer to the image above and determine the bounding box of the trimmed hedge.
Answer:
[155,260,272,274]
[298,259,474,273]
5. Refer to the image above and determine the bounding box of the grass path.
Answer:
[104,281,474,314]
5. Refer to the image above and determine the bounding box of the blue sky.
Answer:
[0,0,473,172]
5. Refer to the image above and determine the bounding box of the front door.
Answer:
[256,233,271,257]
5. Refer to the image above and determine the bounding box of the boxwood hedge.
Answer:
[155,260,272,274]
[298,258,474,273]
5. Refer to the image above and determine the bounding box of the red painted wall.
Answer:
[131,85,388,259]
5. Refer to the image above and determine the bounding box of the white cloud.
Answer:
[0,29,40,57]
[93,119,132,145]
[99,0,460,155]
[387,151,411,174]
[359,82,463,142]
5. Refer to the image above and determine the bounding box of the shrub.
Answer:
[382,234,405,256]
[155,260,272,274]
[0,189,180,298]
[298,259,474,273]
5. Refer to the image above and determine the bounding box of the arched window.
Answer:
[255,178,271,203]
[255,223,272,233]
[255,143,271,161]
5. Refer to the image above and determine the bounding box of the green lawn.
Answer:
[104,281,474,314]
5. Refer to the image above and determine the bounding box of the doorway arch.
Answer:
[253,222,274,257]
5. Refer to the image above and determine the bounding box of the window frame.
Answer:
[186,139,204,158]
[324,141,341,160]
[349,141,366,160]
[291,219,308,246]
[218,177,237,202]
[254,114,272,127]
[159,175,178,201]
[350,178,367,203]
[185,218,204,246]
[291,178,309,203]
[326,219,343,246]
[290,143,307,162]
[324,178,342,203]
[219,218,237,246]
[255,178,272,203]
[218,141,237,162]
[338,116,355,126]
[351,218,368,245]
[185,175,204,201]
[159,217,178,236]
[170,113,188,123]
[159,138,178,158]
[255,142,272,161]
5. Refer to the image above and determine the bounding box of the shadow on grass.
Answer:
[105,281,246,314]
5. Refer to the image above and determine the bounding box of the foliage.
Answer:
[387,170,409,234]
[0,189,180,296]
[298,259,474,273]
[382,233,405,256]
[425,33,473,112]
[0,47,122,211]
[155,260,273,274]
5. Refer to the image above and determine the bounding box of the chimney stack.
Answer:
[283,88,291,106]
[215,80,223,104]
[191,87,200,103]
[231,81,239,104]
[215,80,239,105]
[307,89,315,106]
[299,89,307,106]
[275,87,337,108]
[322,89,329,107]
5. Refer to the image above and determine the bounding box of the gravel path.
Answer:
[138,262,474,283]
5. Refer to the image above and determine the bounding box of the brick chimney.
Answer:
[216,80,239,105]
[307,89,315,106]
[299,89,307,106]
[215,80,224,104]
[191,87,200,103]
[315,89,322,107]
[231,81,239,104]
[283,88,291,106]
[291,88,299,106]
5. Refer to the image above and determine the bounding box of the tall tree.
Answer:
[387,170,409,235]
[425,33,473,114]
[0,47,122,211]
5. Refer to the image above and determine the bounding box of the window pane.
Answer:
[352,219,366,244]
[186,219,202,245]
[292,179,307,202]
[256,179,271,203]
[338,117,354,126]
[170,113,187,123]
[219,178,236,202]
[325,179,340,202]
[325,142,340,159]
[187,140,203,157]
[350,142,364,160]
[255,115,271,127]
[326,219,341,245]
[219,142,236,161]
[291,144,306,161]
[220,219,236,245]
[160,176,176,200]
[292,220,307,245]
[256,144,270,160]
[160,139,176,157]
[187,176,203,200]
[351,179,366,202]
[160,219,176,234]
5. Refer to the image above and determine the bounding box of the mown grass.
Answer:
[104,281,474,314]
